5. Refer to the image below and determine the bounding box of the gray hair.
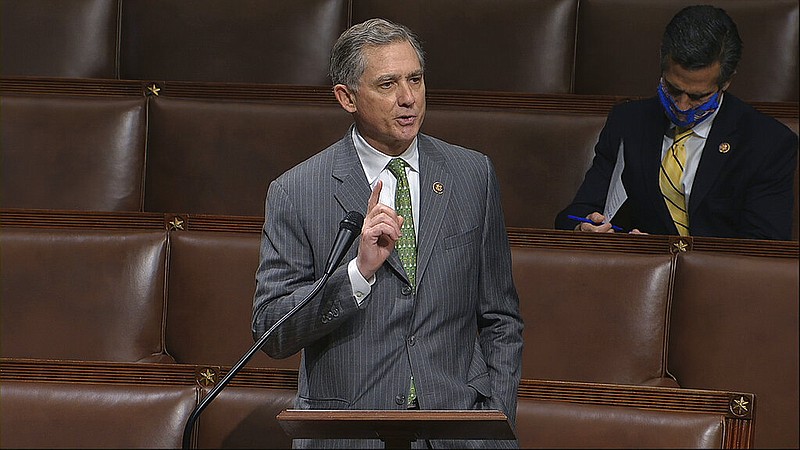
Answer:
[329,18,425,91]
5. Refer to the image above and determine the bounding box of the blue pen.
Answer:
[567,215,624,232]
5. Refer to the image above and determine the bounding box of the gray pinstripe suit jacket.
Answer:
[252,128,523,448]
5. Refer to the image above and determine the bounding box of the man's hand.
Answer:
[356,180,403,280]
[576,212,617,233]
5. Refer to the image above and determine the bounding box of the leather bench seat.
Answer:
[511,246,675,386]
[145,97,606,229]
[0,379,196,448]
[1,213,797,446]
[166,230,302,370]
[0,358,755,449]
[1,88,794,237]
[0,227,171,363]
[3,0,796,101]
[515,398,726,448]
[669,250,799,449]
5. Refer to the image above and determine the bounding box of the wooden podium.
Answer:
[276,409,515,449]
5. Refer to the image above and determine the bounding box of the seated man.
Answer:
[555,5,798,240]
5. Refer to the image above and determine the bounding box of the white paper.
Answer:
[603,140,627,222]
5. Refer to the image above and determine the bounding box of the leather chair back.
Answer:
[351,0,578,94]
[166,231,301,369]
[574,0,799,102]
[1,94,147,211]
[119,0,349,84]
[1,0,118,78]
[0,228,170,362]
[512,246,676,385]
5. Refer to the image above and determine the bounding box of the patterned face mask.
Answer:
[658,78,721,129]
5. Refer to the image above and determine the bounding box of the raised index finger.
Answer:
[367,180,383,213]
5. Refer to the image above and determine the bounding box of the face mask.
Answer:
[658,80,721,129]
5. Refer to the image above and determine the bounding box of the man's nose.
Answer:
[396,82,416,106]
[674,93,694,111]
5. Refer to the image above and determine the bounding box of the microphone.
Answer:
[182,211,363,449]
[324,211,365,275]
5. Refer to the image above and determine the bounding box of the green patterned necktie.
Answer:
[387,158,418,408]
[387,158,417,289]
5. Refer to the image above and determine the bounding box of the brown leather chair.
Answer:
[0,358,298,449]
[199,386,296,448]
[668,250,799,448]
[574,0,799,102]
[515,379,754,448]
[511,246,676,386]
[119,0,349,85]
[1,94,147,211]
[0,0,118,78]
[0,227,171,363]
[1,379,196,448]
[422,108,605,229]
[351,0,578,94]
[166,230,301,370]
[143,97,352,216]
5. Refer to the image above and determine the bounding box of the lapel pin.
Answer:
[719,142,731,153]
[432,182,444,194]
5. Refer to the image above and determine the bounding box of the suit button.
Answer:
[321,315,328,324]
[401,286,412,296]
[395,394,406,405]
[408,336,416,346]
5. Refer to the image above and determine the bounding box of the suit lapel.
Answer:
[415,135,452,288]
[688,95,739,216]
[332,130,371,221]
[332,128,406,280]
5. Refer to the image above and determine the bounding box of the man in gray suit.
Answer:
[252,18,523,449]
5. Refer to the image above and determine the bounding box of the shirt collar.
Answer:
[352,127,419,185]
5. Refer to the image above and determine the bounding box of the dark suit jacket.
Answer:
[555,93,798,240]
[252,128,524,448]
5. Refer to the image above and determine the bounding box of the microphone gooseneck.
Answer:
[181,211,363,449]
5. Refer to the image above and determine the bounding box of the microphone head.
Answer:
[341,211,364,233]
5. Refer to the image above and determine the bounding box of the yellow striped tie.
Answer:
[660,127,693,236]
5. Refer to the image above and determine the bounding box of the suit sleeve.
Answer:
[251,178,360,359]
[554,107,624,229]
[478,156,524,425]
[740,124,798,240]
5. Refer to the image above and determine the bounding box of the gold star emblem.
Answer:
[198,368,217,387]
[147,84,161,96]
[719,142,730,153]
[672,239,689,253]
[730,396,750,416]
[432,182,444,194]
[169,217,185,231]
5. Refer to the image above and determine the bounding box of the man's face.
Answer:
[335,41,426,156]
[661,58,728,111]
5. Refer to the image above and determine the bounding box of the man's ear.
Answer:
[334,84,357,113]
[720,70,735,91]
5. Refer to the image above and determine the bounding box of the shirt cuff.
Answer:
[348,258,373,306]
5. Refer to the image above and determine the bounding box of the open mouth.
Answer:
[396,115,417,126]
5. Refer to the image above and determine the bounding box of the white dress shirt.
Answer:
[347,127,420,305]
[660,93,724,206]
